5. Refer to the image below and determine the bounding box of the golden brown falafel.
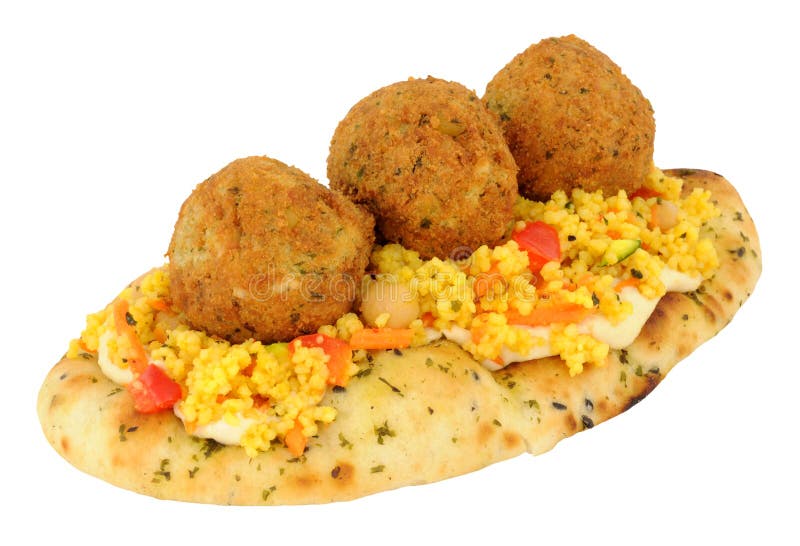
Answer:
[328,76,518,260]
[484,35,655,201]
[168,156,374,343]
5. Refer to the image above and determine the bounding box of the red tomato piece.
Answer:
[289,333,352,387]
[512,221,561,272]
[127,364,183,414]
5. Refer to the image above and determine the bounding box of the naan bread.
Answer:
[37,169,760,505]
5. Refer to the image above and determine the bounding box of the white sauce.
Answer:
[661,267,704,292]
[95,267,702,446]
[496,326,553,366]
[441,325,471,346]
[579,286,658,348]
[173,406,256,446]
[439,267,701,370]
[97,327,254,448]
[581,268,701,348]
[423,327,444,344]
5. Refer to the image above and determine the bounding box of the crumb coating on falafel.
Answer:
[328,76,518,260]
[168,156,374,344]
[484,35,655,201]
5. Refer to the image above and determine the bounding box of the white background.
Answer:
[2,1,796,544]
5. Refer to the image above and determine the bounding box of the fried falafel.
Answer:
[484,35,655,201]
[168,156,374,343]
[328,76,518,260]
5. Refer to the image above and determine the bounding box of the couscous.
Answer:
[68,269,359,458]
[367,166,718,375]
[68,166,719,455]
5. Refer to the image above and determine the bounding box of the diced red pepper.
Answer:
[512,221,561,273]
[289,333,352,387]
[420,312,436,327]
[126,364,183,414]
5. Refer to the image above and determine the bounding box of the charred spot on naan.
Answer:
[330,462,355,484]
[621,373,659,412]
[476,421,496,445]
[503,431,523,450]
[292,473,324,491]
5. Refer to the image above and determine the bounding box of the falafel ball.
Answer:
[327,76,518,260]
[168,156,375,344]
[483,35,655,201]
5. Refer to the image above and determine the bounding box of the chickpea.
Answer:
[359,277,420,328]
[651,200,680,231]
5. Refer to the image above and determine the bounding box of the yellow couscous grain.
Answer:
[70,166,720,456]
[370,166,719,372]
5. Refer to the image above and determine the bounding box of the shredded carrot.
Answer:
[348,328,413,350]
[324,348,351,387]
[505,303,591,327]
[607,230,622,240]
[148,298,173,313]
[576,273,595,286]
[284,419,306,457]
[241,361,256,377]
[470,324,487,343]
[630,187,662,200]
[112,299,148,374]
[112,298,130,335]
[614,277,641,293]
[152,326,167,344]
[648,203,659,228]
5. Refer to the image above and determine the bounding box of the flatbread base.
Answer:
[37,169,761,505]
